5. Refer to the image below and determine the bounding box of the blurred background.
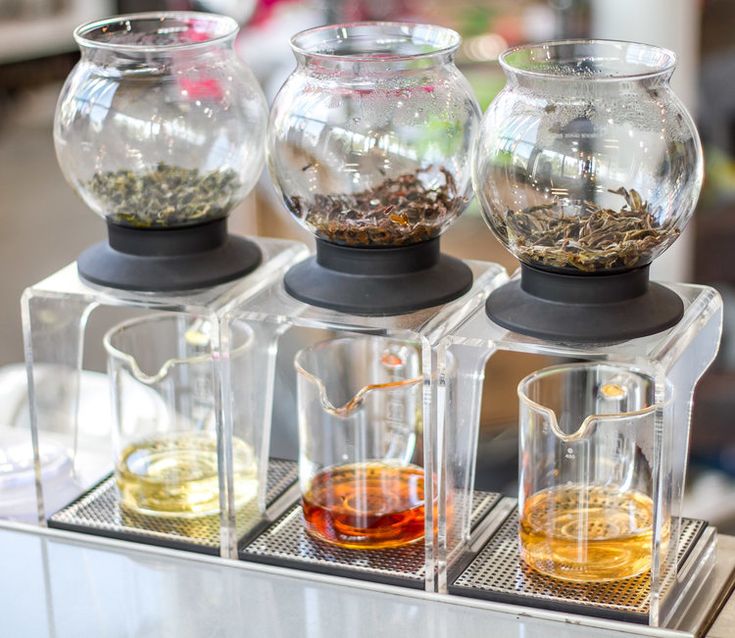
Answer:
[0,0,733,528]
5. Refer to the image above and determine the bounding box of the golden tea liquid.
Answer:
[302,462,425,549]
[520,485,665,582]
[117,432,256,518]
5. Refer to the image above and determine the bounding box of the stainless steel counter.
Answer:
[0,521,732,638]
[701,536,735,638]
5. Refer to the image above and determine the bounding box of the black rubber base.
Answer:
[77,219,262,292]
[486,264,684,343]
[284,238,473,316]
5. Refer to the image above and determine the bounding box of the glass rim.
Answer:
[289,21,461,62]
[104,312,253,385]
[294,336,423,415]
[517,362,663,423]
[74,11,239,53]
[499,38,677,82]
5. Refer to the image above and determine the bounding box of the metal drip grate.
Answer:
[449,507,707,624]
[239,490,502,588]
[470,491,503,530]
[48,458,298,555]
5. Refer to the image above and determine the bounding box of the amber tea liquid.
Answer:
[117,432,256,518]
[302,462,425,549]
[520,485,665,582]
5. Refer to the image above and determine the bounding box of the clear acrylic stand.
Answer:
[229,259,508,591]
[437,271,723,627]
[22,237,308,559]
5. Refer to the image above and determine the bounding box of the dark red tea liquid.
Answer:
[302,462,426,549]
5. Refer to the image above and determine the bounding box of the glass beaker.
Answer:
[105,313,256,518]
[518,362,668,582]
[295,336,424,549]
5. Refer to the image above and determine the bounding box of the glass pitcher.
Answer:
[105,313,256,518]
[518,362,668,582]
[294,336,424,549]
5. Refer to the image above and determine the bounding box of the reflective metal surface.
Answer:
[2,521,733,638]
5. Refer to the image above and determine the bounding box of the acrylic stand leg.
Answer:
[650,297,723,626]
[21,291,96,525]
[435,341,494,593]
[216,317,288,559]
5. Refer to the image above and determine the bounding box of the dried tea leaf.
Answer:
[89,163,241,228]
[504,189,678,272]
[292,167,463,247]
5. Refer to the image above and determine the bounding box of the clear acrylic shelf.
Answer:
[436,271,723,627]
[21,237,308,558]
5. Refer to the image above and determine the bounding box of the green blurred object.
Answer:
[702,145,735,206]
[460,6,497,38]
[464,67,506,111]
[415,118,463,157]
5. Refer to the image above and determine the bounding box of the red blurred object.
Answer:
[251,0,297,26]
[173,18,229,101]
[340,0,417,22]
[184,18,216,41]
[493,14,524,46]
[178,76,224,100]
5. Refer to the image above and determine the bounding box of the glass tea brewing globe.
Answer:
[54,12,268,231]
[268,22,480,248]
[473,40,703,275]
[267,22,480,315]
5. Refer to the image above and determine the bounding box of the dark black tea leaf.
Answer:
[290,167,462,247]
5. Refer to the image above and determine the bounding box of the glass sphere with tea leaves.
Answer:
[473,40,703,275]
[54,12,268,230]
[268,22,481,248]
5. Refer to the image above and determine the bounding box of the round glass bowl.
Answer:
[268,22,480,248]
[473,40,703,274]
[54,12,268,230]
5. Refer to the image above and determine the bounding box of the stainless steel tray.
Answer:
[48,458,298,555]
[450,506,708,624]
[239,490,503,588]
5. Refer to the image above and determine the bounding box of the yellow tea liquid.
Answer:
[520,485,666,582]
[302,462,426,549]
[117,432,256,518]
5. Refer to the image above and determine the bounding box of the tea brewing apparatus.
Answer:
[439,277,723,627]
[23,10,309,561]
[473,40,703,341]
[54,12,268,291]
[268,22,480,315]
[18,16,734,637]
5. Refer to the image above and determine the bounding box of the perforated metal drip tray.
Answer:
[449,506,708,624]
[239,491,503,589]
[48,459,299,556]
